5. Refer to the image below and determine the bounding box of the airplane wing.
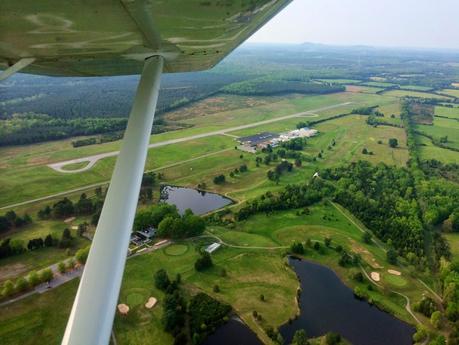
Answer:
[1,2,293,344]
[0,0,292,76]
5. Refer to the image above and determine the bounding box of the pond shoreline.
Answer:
[280,257,415,345]
[159,184,234,215]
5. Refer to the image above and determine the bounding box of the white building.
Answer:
[205,242,221,254]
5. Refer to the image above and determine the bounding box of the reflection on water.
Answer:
[203,317,262,345]
[159,185,232,215]
[281,258,415,345]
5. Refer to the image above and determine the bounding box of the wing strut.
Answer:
[62,55,163,345]
[0,58,35,81]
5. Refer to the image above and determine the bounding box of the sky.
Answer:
[248,0,459,50]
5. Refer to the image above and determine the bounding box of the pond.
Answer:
[159,185,232,215]
[203,317,262,345]
[280,258,415,345]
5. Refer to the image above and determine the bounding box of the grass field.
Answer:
[209,203,430,326]
[0,220,90,283]
[0,237,299,345]
[416,117,459,150]
[316,79,362,84]
[345,85,384,94]
[362,81,397,88]
[400,85,434,92]
[417,136,459,164]
[60,161,90,171]
[439,89,459,98]
[0,89,439,345]
[0,135,236,207]
[445,233,459,258]
[435,106,459,119]
[0,202,430,345]
[0,91,391,208]
[382,89,452,100]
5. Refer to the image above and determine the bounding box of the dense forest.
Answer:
[322,162,426,258]
[0,72,246,119]
[2,44,459,146]
[0,114,127,146]
[221,78,344,96]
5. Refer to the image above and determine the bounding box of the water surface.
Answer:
[160,185,232,215]
[280,258,415,345]
[203,318,262,345]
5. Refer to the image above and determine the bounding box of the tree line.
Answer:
[0,113,127,146]
[153,268,231,345]
[0,210,32,235]
[221,78,345,96]
[134,203,206,239]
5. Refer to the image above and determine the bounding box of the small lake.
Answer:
[159,185,232,215]
[280,258,415,345]
[203,317,262,345]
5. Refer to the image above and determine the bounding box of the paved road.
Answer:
[0,241,171,308]
[48,102,352,173]
[0,259,83,308]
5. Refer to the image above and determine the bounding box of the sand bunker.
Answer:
[370,272,381,282]
[117,304,129,315]
[145,297,157,309]
[388,269,401,276]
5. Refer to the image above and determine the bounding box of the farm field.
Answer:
[400,85,434,91]
[440,89,459,98]
[315,79,362,84]
[382,89,452,100]
[417,136,459,164]
[435,105,459,119]
[416,117,459,150]
[345,85,384,94]
[361,81,397,87]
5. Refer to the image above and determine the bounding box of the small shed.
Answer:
[205,242,221,254]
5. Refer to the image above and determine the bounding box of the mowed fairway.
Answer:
[208,203,428,325]
[0,238,299,345]
[0,201,429,345]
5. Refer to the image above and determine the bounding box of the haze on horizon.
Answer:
[249,0,459,50]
